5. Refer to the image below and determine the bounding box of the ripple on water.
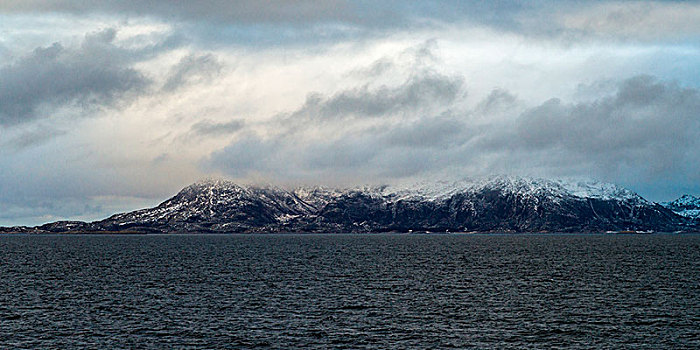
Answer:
[0,233,699,349]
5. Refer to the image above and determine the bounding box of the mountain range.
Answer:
[2,176,698,234]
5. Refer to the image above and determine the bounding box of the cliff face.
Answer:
[22,176,696,234]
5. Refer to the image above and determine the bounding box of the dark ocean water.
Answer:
[0,234,698,349]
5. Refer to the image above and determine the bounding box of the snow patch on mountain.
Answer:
[663,194,700,219]
[383,175,643,203]
[10,175,694,234]
[182,176,646,207]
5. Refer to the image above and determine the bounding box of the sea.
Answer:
[1,233,698,349]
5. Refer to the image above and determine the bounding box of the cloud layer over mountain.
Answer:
[0,1,698,225]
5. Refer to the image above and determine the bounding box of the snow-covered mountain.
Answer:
[663,194,700,219]
[20,176,696,234]
[386,176,643,202]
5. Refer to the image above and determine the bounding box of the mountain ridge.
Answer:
[663,194,700,219]
[2,176,698,234]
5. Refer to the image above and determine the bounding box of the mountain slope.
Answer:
[663,195,700,219]
[24,176,697,233]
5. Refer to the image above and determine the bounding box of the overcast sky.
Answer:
[1,1,699,226]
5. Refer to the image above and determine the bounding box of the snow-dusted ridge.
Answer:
[186,175,643,203]
[4,175,696,234]
[663,194,700,219]
[382,175,643,203]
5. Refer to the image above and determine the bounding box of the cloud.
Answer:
[1,127,66,151]
[4,1,698,44]
[203,67,470,184]
[475,75,700,198]
[0,194,159,227]
[473,89,518,115]
[162,53,223,92]
[205,74,700,196]
[205,135,279,178]
[0,28,149,126]
[285,71,463,122]
[0,1,538,34]
[1,4,699,227]
[558,1,700,41]
[0,0,354,25]
[189,119,244,137]
[507,75,700,173]
[385,114,466,148]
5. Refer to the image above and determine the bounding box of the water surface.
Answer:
[1,234,698,348]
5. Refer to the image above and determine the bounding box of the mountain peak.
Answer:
[75,176,692,233]
[662,194,700,219]
[17,177,695,234]
[187,175,640,201]
[384,175,642,203]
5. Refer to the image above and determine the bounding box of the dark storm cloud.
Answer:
[0,28,149,126]
[206,75,700,191]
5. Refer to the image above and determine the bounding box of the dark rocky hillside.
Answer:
[5,176,697,234]
[663,194,700,220]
